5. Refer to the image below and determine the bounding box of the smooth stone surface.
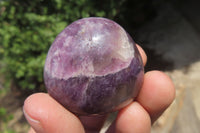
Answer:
[44,17,144,115]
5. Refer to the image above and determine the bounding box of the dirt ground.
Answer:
[0,87,30,132]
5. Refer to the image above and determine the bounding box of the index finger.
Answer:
[136,71,175,122]
[136,44,147,66]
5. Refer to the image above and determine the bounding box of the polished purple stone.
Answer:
[44,17,144,115]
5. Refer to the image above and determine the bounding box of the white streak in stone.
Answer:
[115,28,134,61]
[63,36,73,47]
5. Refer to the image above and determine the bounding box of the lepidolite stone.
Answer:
[44,17,144,115]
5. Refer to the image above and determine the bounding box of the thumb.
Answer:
[23,93,85,133]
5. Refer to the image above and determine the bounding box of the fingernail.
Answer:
[23,106,44,133]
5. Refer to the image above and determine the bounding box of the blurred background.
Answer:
[0,0,200,132]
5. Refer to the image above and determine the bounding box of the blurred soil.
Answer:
[0,80,30,132]
[1,0,200,133]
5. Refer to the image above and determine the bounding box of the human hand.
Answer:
[23,45,175,133]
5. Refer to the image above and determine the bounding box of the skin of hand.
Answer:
[23,44,175,133]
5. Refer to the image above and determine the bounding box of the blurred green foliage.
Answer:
[0,107,13,122]
[0,0,154,92]
[0,0,126,91]
[0,107,15,133]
